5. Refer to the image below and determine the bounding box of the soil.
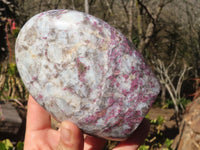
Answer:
[148,106,179,137]
[145,106,181,150]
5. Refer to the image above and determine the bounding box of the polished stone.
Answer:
[15,9,160,140]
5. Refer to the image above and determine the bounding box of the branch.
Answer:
[137,0,174,53]
[166,49,177,71]
[176,62,193,97]
[89,0,96,6]
[153,58,176,96]
[121,0,129,20]
[71,0,75,10]
[105,0,113,15]
[55,0,61,9]
[154,0,174,21]
[137,0,154,21]
[165,82,179,113]
[85,0,89,14]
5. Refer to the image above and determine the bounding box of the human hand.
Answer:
[24,95,149,150]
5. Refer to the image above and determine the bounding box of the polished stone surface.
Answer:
[15,9,160,140]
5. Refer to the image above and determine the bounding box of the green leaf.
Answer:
[164,138,173,149]
[138,145,149,150]
[7,63,18,76]
[12,29,20,38]
[1,139,13,150]
[157,116,165,125]
[16,141,24,150]
[145,114,150,119]
[0,142,6,150]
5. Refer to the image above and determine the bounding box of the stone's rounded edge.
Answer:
[103,137,128,142]
[83,130,128,141]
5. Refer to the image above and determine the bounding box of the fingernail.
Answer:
[61,124,72,145]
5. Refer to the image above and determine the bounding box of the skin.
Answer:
[24,95,150,150]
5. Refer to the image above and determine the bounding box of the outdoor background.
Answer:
[0,0,200,149]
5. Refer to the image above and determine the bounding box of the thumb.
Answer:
[57,121,84,150]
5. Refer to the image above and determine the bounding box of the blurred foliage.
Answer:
[138,145,149,150]
[139,115,173,149]
[15,142,24,150]
[0,63,28,100]
[0,139,23,150]
[150,116,165,126]
[178,98,191,109]
[163,98,191,110]
[164,138,173,150]
[7,63,18,76]
[12,29,20,38]
[0,139,12,150]
[104,141,118,150]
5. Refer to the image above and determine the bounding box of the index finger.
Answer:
[26,95,51,132]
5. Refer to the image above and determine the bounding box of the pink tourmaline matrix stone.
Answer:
[15,9,160,140]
